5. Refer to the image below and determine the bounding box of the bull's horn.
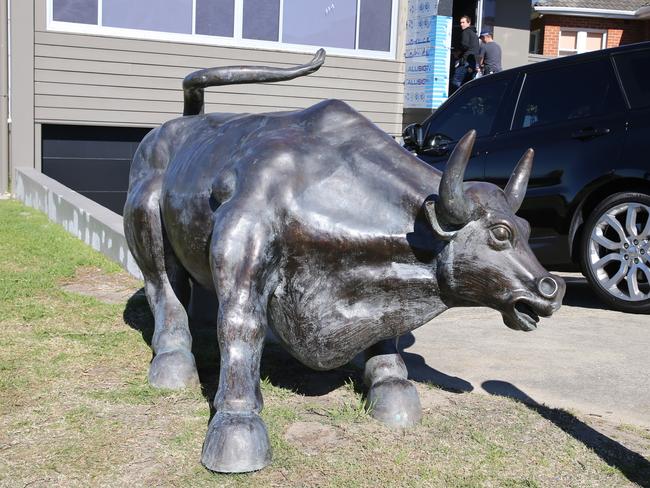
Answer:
[504,148,534,213]
[437,130,475,226]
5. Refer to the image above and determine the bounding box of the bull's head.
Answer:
[427,130,565,330]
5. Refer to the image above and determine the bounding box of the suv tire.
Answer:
[580,192,650,314]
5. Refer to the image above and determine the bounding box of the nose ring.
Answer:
[538,276,558,298]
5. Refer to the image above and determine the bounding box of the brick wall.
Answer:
[534,15,650,56]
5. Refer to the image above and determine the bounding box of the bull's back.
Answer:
[160,99,424,193]
[155,100,437,286]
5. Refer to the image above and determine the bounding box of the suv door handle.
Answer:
[571,127,610,140]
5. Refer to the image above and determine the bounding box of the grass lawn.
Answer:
[1,199,649,487]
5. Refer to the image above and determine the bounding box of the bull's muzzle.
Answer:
[505,274,565,331]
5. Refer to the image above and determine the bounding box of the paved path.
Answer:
[403,273,650,427]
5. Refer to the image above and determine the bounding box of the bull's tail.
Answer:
[182,48,326,116]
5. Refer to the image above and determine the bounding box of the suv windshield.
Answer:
[424,78,510,142]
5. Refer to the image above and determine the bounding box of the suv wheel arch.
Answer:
[579,191,650,313]
[569,177,650,264]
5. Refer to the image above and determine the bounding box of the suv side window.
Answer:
[425,79,510,142]
[613,49,650,109]
[513,59,624,130]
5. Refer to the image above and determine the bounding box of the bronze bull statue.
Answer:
[124,50,565,473]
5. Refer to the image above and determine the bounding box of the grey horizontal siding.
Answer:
[35,94,401,118]
[36,95,402,124]
[34,30,405,135]
[34,57,403,95]
[36,107,403,135]
[34,43,404,83]
[36,107,180,126]
[35,82,402,107]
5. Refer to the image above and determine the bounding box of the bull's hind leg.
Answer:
[364,338,422,427]
[200,219,273,473]
[124,176,199,389]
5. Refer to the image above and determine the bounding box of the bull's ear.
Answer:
[424,201,457,241]
[505,148,534,212]
[437,130,475,226]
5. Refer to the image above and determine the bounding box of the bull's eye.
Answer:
[490,224,512,242]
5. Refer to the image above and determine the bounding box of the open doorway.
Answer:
[451,0,480,50]
[450,0,480,94]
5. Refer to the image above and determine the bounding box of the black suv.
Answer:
[404,42,650,314]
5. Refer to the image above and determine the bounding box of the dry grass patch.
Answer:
[60,266,141,304]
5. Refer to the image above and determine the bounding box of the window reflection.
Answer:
[427,79,509,141]
[481,0,496,34]
[513,60,624,129]
[103,0,193,34]
[51,0,394,54]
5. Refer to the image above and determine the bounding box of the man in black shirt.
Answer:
[451,15,480,93]
[479,31,503,75]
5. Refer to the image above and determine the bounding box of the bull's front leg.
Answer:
[364,338,422,427]
[200,221,273,473]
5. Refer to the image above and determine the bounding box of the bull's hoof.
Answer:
[201,412,272,473]
[367,377,422,428]
[148,350,199,389]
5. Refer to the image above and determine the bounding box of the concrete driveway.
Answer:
[402,273,650,428]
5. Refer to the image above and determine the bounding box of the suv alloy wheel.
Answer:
[581,192,650,313]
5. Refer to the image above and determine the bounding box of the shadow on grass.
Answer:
[482,380,650,487]
[399,333,474,393]
[122,286,364,415]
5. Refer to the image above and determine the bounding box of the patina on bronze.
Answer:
[123,50,565,474]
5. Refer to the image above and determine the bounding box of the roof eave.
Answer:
[533,6,638,19]
[636,6,650,18]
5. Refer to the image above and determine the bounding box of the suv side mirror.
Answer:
[402,123,424,150]
[423,133,453,157]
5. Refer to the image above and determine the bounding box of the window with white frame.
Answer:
[558,28,606,57]
[49,0,397,59]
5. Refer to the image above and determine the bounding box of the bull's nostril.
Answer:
[538,276,558,298]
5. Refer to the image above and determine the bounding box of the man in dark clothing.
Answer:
[451,15,480,93]
[479,31,503,75]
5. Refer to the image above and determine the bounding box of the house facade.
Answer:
[531,0,650,57]
[1,0,530,213]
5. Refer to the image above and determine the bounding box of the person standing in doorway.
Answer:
[451,15,480,93]
[479,31,502,75]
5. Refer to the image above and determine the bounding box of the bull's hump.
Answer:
[305,99,360,122]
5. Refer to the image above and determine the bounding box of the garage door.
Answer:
[42,124,152,215]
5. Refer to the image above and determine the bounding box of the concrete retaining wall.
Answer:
[13,167,143,279]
